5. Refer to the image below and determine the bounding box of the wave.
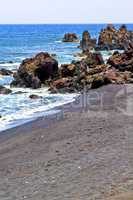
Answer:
[0,75,13,86]
[0,62,20,71]
[0,87,78,132]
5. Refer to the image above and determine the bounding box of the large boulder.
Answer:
[11,52,59,88]
[97,24,133,50]
[80,31,96,52]
[62,33,79,42]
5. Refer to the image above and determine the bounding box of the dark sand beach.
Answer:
[0,84,133,199]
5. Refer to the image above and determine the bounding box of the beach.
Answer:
[0,84,133,199]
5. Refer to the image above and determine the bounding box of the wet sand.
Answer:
[0,84,133,199]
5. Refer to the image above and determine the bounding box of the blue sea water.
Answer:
[0,24,133,131]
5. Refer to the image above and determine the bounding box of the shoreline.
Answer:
[0,84,133,199]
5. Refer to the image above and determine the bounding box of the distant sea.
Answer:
[0,24,133,132]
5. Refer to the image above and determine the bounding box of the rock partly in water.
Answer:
[96,24,133,50]
[80,31,96,52]
[29,94,42,99]
[0,68,13,76]
[0,85,12,94]
[49,78,73,93]
[62,33,79,42]
[80,52,104,67]
[11,52,59,88]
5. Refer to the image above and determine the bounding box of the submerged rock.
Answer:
[29,94,42,99]
[11,52,59,88]
[62,33,79,42]
[0,85,12,94]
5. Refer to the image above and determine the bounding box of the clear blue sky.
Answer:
[0,0,133,24]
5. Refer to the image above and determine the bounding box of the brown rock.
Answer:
[97,24,133,50]
[80,31,96,52]
[49,78,73,93]
[107,47,133,72]
[11,52,59,88]
[29,94,42,99]
[88,64,107,75]
[60,64,76,77]
[62,33,79,42]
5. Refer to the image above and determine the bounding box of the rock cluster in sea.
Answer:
[10,24,133,93]
[62,33,79,42]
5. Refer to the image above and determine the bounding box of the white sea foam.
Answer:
[0,87,78,132]
[0,75,14,86]
[0,62,20,70]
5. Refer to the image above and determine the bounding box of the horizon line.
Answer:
[0,22,133,25]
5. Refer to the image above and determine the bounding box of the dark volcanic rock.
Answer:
[0,86,12,94]
[107,44,133,71]
[0,68,13,76]
[11,52,59,88]
[81,52,104,67]
[80,31,96,52]
[60,64,76,77]
[97,24,133,50]
[62,33,79,42]
[91,73,113,89]
[49,78,74,93]
[29,94,42,99]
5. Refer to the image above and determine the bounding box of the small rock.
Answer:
[29,94,42,99]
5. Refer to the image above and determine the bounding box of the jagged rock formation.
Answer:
[11,52,59,89]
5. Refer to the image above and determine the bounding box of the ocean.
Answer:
[0,24,133,132]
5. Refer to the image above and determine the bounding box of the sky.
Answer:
[0,0,133,24]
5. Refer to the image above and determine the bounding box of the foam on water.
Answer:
[0,75,14,86]
[0,62,20,71]
[0,87,78,132]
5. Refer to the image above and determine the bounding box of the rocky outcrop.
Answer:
[49,43,133,93]
[107,45,133,71]
[49,52,106,92]
[0,86,12,94]
[80,31,96,52]
[96,24,133,50]
[11,52,59,88]
[62,33,79,42]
